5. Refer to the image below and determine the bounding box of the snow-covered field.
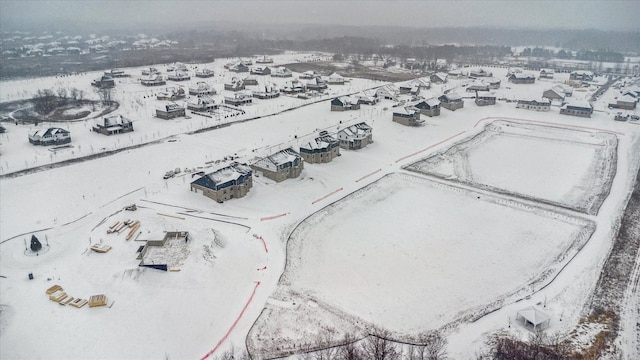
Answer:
[406,120,618,215]
[248,172,594,357]
[1,54,640,359]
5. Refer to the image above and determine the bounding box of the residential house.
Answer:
[337,122,373,150]
[539,68,555,79]
[355,90,379,105]
[156,86,186,101]
[509,73,536,84]
[167,62,188,72]
[469,68,492,77]
[271,67,293,78]
[256,55,274,64]
[299,70,321,79]
[28,127,71,145]
[167,70,190,81]
[190,162,253,202]
[105,69,127,78]
[516,99,551,111]
[327,73,346,85]
[569,70,594,82]
[414,98,441,117]
[400,79,429,95]
[447,69,464,79]
[542,86,566,102]
[228,62,250,73]
[281,79,306,94]
[188,82,215,96]
[187,95,217,111]
[438,93,464,111]
[608,95,637,110]
[299,131,340,164]
[331,96,360,111]
[224,77,245,91]
[306,77,328,91]
[507,67,524,77]
[243,75,258,86]
[225,91,253,106]
[93,114,134,135]
[156,102,185,119]
[375,84,399,101]
[91,75,115,89]
[141,67,159,75]
[430,72,448,84]
[254,84,280,99]
[251,148,303,182]
[466,81,489,92]
[560,101,593,118]
[392,106,424,126]
[195,68,214,78]
[485,77,501,89]
[475,92,497,106]
[250,66,271,75]
[140,74,166,86]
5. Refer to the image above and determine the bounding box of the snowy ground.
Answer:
[1,57,640,359]
[406,120,618,215]
[248,172,594,357]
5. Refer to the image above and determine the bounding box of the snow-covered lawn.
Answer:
[406,120,618,214]
[248,173,594,356]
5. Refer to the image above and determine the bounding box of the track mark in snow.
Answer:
[200,281,261,360]
[395,131,466,163]
[311,187,344,204]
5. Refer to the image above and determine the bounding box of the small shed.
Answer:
[516,306,550,332]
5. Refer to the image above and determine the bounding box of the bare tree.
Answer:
[406,331,447,360]
[211,345,251,360]
[313,330,339,360]
[360,328,400,360]
[32,89,58,115]
[96,86,113,105]
[338,333,363,360]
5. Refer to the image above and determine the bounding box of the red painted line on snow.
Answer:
[395,131,466,163]
[258,236,268,253]
[474,116,625,135]
[260,213,288,221]
[200,281,261,360]
[355,168,382,183]
[311,187,344,204]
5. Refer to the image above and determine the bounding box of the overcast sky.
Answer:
[1,0,638,33]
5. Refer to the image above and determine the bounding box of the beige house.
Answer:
[299,132,340,164]
[516,99,550,111]
[337,122,373,150]
[392,106,424,126]
[190,163,253,202]
[251,148,304,182]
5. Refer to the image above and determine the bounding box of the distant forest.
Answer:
[172,23,640,54]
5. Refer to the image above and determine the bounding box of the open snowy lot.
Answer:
[406,120,618,215]
[248,172,595,357]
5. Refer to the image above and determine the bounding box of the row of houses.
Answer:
[190,123,373,202]
[516,99,594,117]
